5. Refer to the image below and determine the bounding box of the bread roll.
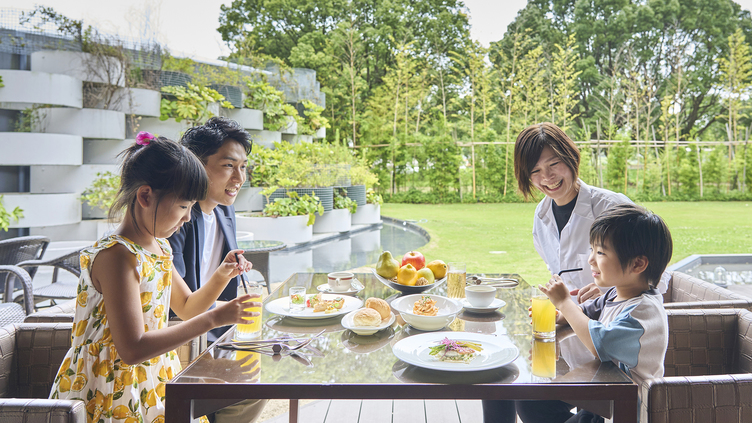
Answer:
[353,308,381,326]
[365,297,391,319]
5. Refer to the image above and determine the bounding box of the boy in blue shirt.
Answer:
[485,203,673,423]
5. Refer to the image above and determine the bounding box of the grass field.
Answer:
[380,201,752,284]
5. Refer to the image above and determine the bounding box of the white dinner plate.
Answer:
[460,298,506,314]
[341,309,396,336]
[265,294,363,320]
[316,281,364,295]
[392,332,519,372]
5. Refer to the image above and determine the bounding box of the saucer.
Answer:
[316,281,363,295]
[460,298,506,313]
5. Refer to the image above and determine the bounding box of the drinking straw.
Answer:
[235,253,250,294]
[558,268,583,276]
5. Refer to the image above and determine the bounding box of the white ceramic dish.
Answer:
[391,294,462,331]
[460,298,506,314]
[392,331,519,372]
[316,281,363,295]
[341,309,397,336]
[265,294,363,320]
[370,268,446,294]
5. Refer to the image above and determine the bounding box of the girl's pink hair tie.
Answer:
[136,131,155,146]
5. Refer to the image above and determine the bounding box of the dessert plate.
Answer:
[265,294,362,320]
[460,298,506,314]
[341,309,396,336]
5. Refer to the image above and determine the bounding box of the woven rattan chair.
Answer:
[663,271,752,310]
[0,322,84,422]
[0,236,49,303]
[0,266,34,326]
[637,308,752,422]
[16,249,83,307]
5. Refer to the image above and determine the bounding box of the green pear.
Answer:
[376,251,400,279]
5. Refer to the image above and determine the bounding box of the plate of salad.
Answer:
[265,293,363,320]
[391,332,519,372]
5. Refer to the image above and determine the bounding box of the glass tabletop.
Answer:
[173,272,632,387]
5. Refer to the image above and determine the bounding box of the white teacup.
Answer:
[328,271,354,292]
[465,285,497,307]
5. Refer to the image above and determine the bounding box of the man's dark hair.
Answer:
[180,116,252,162]
[589,203,673,289]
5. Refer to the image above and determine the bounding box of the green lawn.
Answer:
[380,201,752,285]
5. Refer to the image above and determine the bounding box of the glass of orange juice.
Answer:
[531,339,556,379]
[235,283,263,340]
[531,286,556,339]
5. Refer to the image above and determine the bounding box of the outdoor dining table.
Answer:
[165,272,638,423]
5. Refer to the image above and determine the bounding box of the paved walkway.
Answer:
[263,400,484,423]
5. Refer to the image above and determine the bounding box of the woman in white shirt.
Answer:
[514,122,648,302]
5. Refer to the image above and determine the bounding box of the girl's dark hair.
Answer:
[513,122,580,199]
[109,136,208,234]
[589,203,673,289]
[180,117,252,163]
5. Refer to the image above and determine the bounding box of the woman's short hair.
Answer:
[180,117,252,163]
[513,122,580,199]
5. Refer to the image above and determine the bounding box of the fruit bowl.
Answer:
[370,268,447,294]
[391,294,462,331]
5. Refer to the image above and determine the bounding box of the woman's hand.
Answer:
[570,283,602,304]
[212,294,261,327]
[215,249,253,280]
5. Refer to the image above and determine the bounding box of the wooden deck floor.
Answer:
[265,400,484,423]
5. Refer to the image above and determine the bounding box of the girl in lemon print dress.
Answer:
[50,133,259,423]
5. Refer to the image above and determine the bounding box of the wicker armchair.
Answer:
[0,322,84,422]
[16,249,83,307]
[637,308,752,422]
[0,266,35,326]
[663,271,752,310]
[0,236,49,302]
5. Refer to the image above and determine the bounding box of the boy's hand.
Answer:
[570,283,602,303]
[216,249,253,279]
[539,275,571,308]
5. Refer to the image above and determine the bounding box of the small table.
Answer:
[237,240,287,294]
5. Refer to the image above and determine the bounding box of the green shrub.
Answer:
[0,196,23,231]
[262,191,324,226]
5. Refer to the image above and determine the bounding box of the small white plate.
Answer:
[265,294,363,320]
[341,309,396,336]
[316,281,363,295]
[460,298,506,314]
[392,331,519,372]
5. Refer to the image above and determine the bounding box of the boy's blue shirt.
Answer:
[580,286,668,383]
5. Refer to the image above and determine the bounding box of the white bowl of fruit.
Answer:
[372,251,447,294]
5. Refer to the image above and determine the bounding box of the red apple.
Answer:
[401,251,426,270]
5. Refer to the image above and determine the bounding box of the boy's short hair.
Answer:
[180,116,252,163]
[589,203,673,289]
[513,122,580,199]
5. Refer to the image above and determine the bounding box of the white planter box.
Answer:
[312,209,351,234]
[248,130,282,149]
[281,116,297,134]
[31,50,125,87]
[107,88,161,117]
[83,138,132,164]
[31,219,117,242]
[0,70,82,109]
[138,117,191,141]
[351,229,381,253]
[281,134,313,145]
[0,133,82,166]
[30,164,118,194]
[224,109,263,131]
[82,203,108,219]
[235,187,264,212]
[235,213,312,245]
[314,127,326,139]
[35,108,125,139]
[351,204,381,225]
[3,193,80,228]
[270,249,312,282]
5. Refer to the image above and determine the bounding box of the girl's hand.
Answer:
[212,294,261,327]
[539,275,571,308]
[215,249,253,280]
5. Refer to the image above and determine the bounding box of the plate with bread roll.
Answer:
[341,297,396,336]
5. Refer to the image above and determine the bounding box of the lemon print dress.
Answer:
[50,234,184,423]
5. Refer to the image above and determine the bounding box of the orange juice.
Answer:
[532,339,556,378]
[235,350,261,381]
[531,294,556,339]
[235,284,263,340]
